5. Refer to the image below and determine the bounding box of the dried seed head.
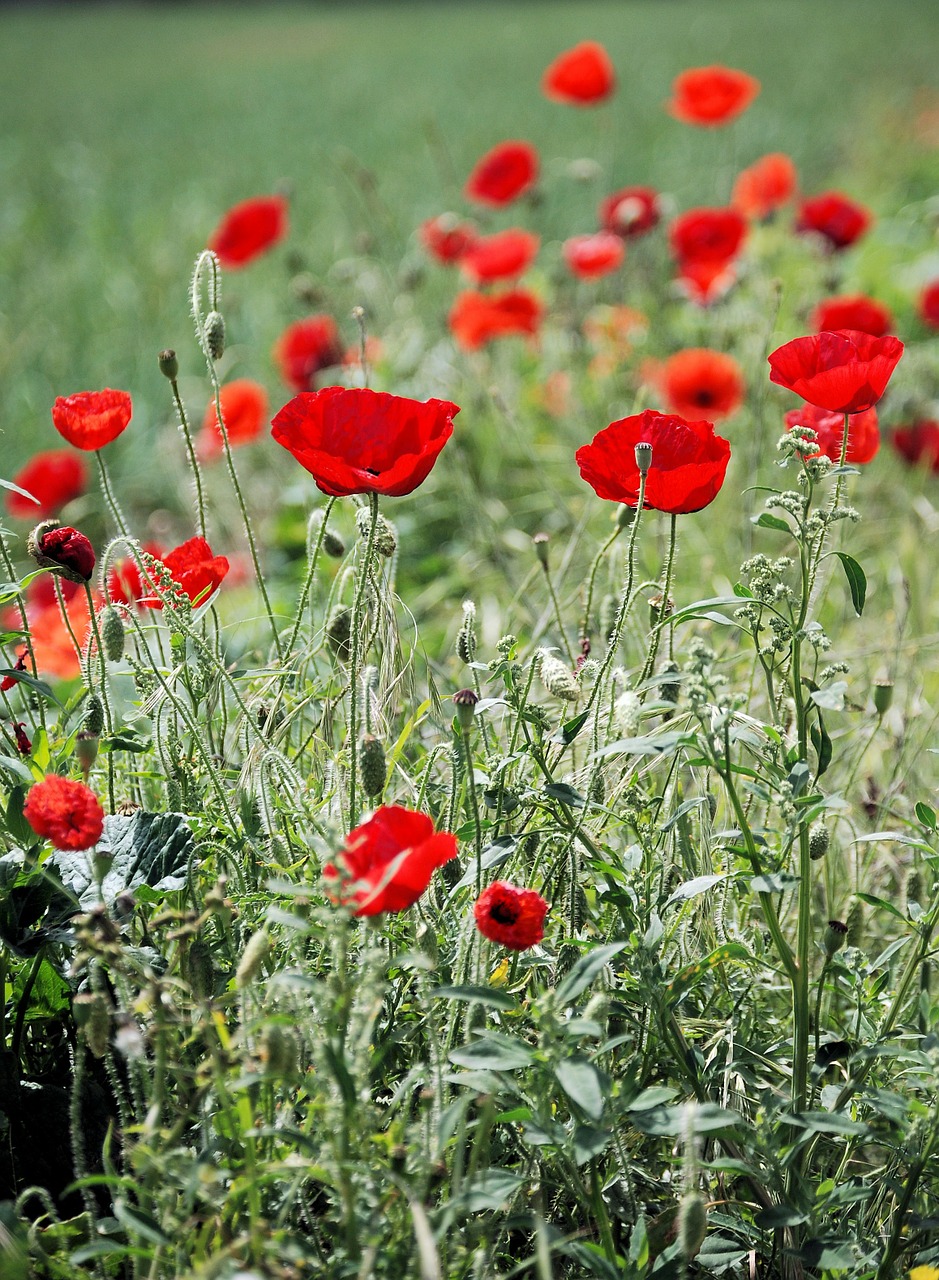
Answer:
[158,349,179,381]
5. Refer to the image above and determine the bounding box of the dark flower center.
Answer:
[693,389,716,406]
[490,901,520,925]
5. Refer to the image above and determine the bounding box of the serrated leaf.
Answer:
[554,941,626,1006]
[51,811,195,907]
[835,552,866,616]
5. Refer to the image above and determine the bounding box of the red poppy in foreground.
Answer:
[460,229,540,284]
[420,214,479,265]
[449,289,543,351]
[563,232,624,279]
[542,41,615,106]
[51,389,133,451]
[29,523,96,583]
[272,386,458,498]
[7,450,87,520]
[465,140,538,207]
[141,538,230,610]
[784,403,880,465]
[201,379,269,459]
[323,804,457,916]
[274,316,344,393]
[24,774,104,851]
[474,882,549,950]
[810,295,893,338]
[768,330,904,414]
[576,409,731,514]
[668,65,760,127]
[918,280,939,329]
[208,194,288,269]
[892,420,939,471]
[599,186,661,239]
[796,192,872,252]
[731,152,797,220]
[660,349,745,421]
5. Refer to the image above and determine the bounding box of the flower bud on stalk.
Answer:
[453,687,479,733]
[822,919,848,957]
[99,606,125,662]
[809,823,830,861]
[158,349,179,381]
[203,311,226,361]
[533,531,550,569]
[456,600,477,665]
[28,521,95,584]
[326,605,353,660]
[84,694,105,736]
[359,734,386,797]
[356,506,397,557]
[872,679,894,717]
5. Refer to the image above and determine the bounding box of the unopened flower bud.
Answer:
[456,600,477,665]
[615,504,636,529]
[634,442,653,476]
[359,734,386,797]
[538,650,579,702]
[203,311,226,361]
[326,606,353,660]
[678,1190,708,1260]
[83,693,105,736]
[658,660,681,706]
[323,528,345,558]
[74,990,111,1059]
[809,823,830,861]
[533,532,550,569]
[235,929,270,989]
[356,506,397,557]
[99,606,125,662]
[75,730,100,776]
[822,919,848,957]
[453,688,479,732]
[158,349,179,381]
[872,679,893,717]
[259,1022,299,1079]
[28,521,95,584]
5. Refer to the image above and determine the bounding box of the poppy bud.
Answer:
[12,722,31,756]
[99,606,125,662]
[453,687,479,733]
[28,520,95,584]
[533,532,550,568]
[75,730,99,776]
[323,528,346,558]
[809,823,830,861]
[203,311,226,361]
[84,694,105,736]
[235,928,270,989]
[678,1190,708,1260]
[326,605,353,660]
[615,503,637,529]
[158,349,179,381]
[74,990,111,1059]
[822,919,848,957]
[538,650,579,701]
[658,660,681,706]
[634,442,653,476]
[456,600,478,665]
[259,1022,299,1079]
[359,733,386,797]
[356,506,397,557]
[872,679,893,717]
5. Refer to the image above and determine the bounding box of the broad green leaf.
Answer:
[834,552,866,616]
[555,1056,605,1121]
[544,781,586,808]
[433,984,517,1011]
[51,811,195,907]
[112,1201,172,1246]
[555,941,627,1006]
[448,1035,535,1071]
[630,1101,741,1137]
[572,1123,612,1165]
[665,873,727,907]
[456,1168,525,1212]
[754,512,792,533]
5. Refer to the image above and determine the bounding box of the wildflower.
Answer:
[51,389,132,451]
[448,289,543,350]
[660,348,745,421]
[474,881,549,950]
[810,294,893,337]
[106,543,165,609]
[208,194,288,268]
[464,140,538,206]
[670,207,747,303]
[460,229,539,284]
[599,186,661,239]
[200,379,269,459]
[420,214,478,265]
[273,315,344,393]
[24,774,105,851]
[28,522,95,584]
[12,723,31,755]
[140,537,230,609]
[563,232,624,280]
[542,41,615,106]
[1,654,27,693]
[731,152,797,220]
[768,330,904,414]
[796,192,872,251]
[917,280,939,329]
[667,65,760,127]
[784,403,880,464]
[891,420,939,471]
[6,451,87,520]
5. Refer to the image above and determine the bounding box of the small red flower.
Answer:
[670,207,747,267]
[676,258,739,307]
[810,294,893,338]
[273,316,344,393]
[599,186,661,239]
[323,804,457,916]
[420,214,479,265]
[892,420,939,471]
[29,523,95,583]
[271,386,458,499]
[563,232,625,279]
[1,654,27,693]
[51,389,132,451]
[200,380,269,459]
[542,41,615,106]
[660,349,745,421]
[208,194,288,269]
[24,774,104,851]
[768,330,904,414]
[460,229,540,284]
[474,881,549,950]
[106,542,164,609]
[7,451,87,520]
[917,280,939,329]
[668,65,760,127]
[448,289,543,351]
[577,408,731,515]
[141,538,230,610]
[731,153,797,220]
[796,192,872,252]
[12,723,32,756]
[784,403,880,465]
[465,140,539,207]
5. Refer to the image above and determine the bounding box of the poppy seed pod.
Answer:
[203,311,226,361]
[809,823,830,861]
[84,694,105,736]
[28,521,96,584]
[872,679,894,717]
[823,919,849,957]
[453,687,479,732]
[533,532,550,568]
[158,349,179,381]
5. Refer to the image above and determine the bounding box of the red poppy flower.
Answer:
[474,881,549,950]
[200,379,269,459]
[891,420,939,471]
[448,289,543,351]
[563,232,625,279]
[676,259,739,306]
[784,403,880,465]
[917,280,939,329]
[576,408,731,514]
[420,214,479,265]
[768,330,904,414]
[23,774,104,851]
[141,537,230,610]
[460,229,540,284]
[465,140,539,207]
[208,194,288,269]
[7,450,87,520]
[51,389,132,451]
[29,523,95,583]
[796,192,872,252]
[670,207,747,267]
[599,186,661,239]
[731,153,797,220]
[273,316,344,393]
[810,294,893,338]
[542,41,615,106]
[660,349,745,421]
[26,574,80,612]
[271,386,458,499]
[323,804,457,916]
[106,542,164,609]
[668,65,760,127]
[1,654,27,693]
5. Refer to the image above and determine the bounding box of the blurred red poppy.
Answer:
[21,588,96,683]
[24,774,104,851]
[141,538,230,610]
[25,574,79,612]
[675,258,739,306]
[272,386,458,498]
[460,229,539,284]
[323,804,457,916]
[420,214,479,265]
[563,232,624,279]
[670,207,746,303]
[731,153,797,220]
[273,316,344,393]
[208,194,288,269]
[7,450,87,520]
[542,41,615,106]
[784,403,880,465]
[599,186,661,239]
[917,280,939,329]
[660,349,745,421]
[768,330,904,414]
[474,882,549,950]
[106,542,164,610]
[448,289,543,350]
[201,380,269,459]
[668,65,760,127]
[51,389,132,451]
[796,192,872,251]
[810,295,893,338]
[577,408,731,514]
[465,140,538,206]
[892,420,939,471]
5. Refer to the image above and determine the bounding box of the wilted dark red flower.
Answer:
[449,289,543,351]
[660,349,745,421]
[891,420,939,471]
[460,229,539,284]
[917,280,939,329]
[272,386,458,498]
[465,140,539,207]
[208,194,288,269]
[274,316,344,393]
[1,654,27,693]
[599,186,661,239]
[474,881,549,950]
[141,538,230,610]
[51,389,132,451]
[784,403,880,465]
[12,723,31,756]
[323,804,457,916]
[420,214,479,265]
[29,522,95,583]
[106,542,164,609]
[563,232,625,279]
[796,192,872,251]
[542,41,615,106]
[768,330,904,414]
[200,380,269,459]
[24,774,104,851]
[576,408,731,514]
[668,65,760,127]
[731,153,797,220]
[7,450,87,520]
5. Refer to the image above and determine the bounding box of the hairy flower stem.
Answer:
[82,582,116,810]
[94,451,131,537]
[0,538,47,737]
[539,560,575,665]
[460,723,484,896]
[580,524,621,642]
[347,492,380,828]
[640,512,678,684]
[168,377,208,540]
[286,497,338,659]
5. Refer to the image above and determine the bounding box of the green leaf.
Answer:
[51,811,195,907]
[554,941,627,1006]
[811,681,847,711]
[456,1168,525,1212]
[544,781,586,808]
[559,709,590,745]
[834,552,866,615]
[782,1110,869,1136]
[665,943,750,1005]
[112,1200,172,1246]
[433,985,517,1011]
[0,477,40,505]
[629,1101,741,1137]
[810,713,833,778]
[572,1123,612,1165]
[665,873,727,906]
[754,512,792,533]
[750,872,800,894]
[915,801,936,830]
[855,892,908,923]
[554,1056,605,1121]
[448,1035,535,1071]
[755,1205,808,1228]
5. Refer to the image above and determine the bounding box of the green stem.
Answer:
[640,512,678,684]
[347,492,380,828]
[83,582,116,810]
[580,525,621,644]
[461,725,484,896]
[285,498,338,658]
[169,377,208,540]
[540,562,575,666]
[95,451,130,537]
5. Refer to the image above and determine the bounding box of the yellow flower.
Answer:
[909,1266,939,1280]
